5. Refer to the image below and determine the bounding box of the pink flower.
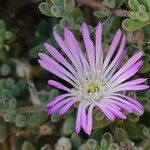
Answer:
[38,22,149,135]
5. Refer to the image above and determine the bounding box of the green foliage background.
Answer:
[0,0,150,149]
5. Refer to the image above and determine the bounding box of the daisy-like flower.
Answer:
[38,22,149,135]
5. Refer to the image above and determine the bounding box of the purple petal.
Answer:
[112,78,148,88]
[106,50,126,81]
[81,22,95,70]
[86,104,94,135]
[47,93,73,107]
[101,100,122,110]
[109,60,143,86]
[48,80,72,92]
[95,22,103,70]
[106,105,127,119]
[53,32,82,74]
[38,59,76,86]
[104,35,126,77]
[96,102,115,121]
[75,103,83,134]
[109,51,143,83]
[102,29,122,72]
[106,99,133,113]
[48,98,72,114]
[114,94,143,109]
[44,43,78,77]
[39,53,77,84]
[63,28,90,74]
[59,99,77,115]
[113,85,149,92]
[109,95,143,114]
[64,28,83,70]
[81,104,88,132]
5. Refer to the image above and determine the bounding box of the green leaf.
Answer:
[71,8,84,21]
[51,6,62,17]
[51,0,63,6]
[122,18,150,31]
[0,20,6,35]
[27,112,48,127]
[15,114,27,128]
[4,31,13,40]
[62,116,75,135]
[114,127,128,142]
[128,0,141,11]
[39,2,52,17]
[22,141,36,150]
[71,133,82,149]
[103,0,116,9]
[93,8,111,18]
[63,0,75,13]
[108,143,119,150]
[136,10,149,22]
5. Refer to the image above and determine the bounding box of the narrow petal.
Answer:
[95,22,103,70]
[47,93,73,107]
[39,53,78,83]
[104,35,126,77]
[48,80,72,92]
[112,78,148,88]
[108,95,143,114]
[64,28,91,74]
[101,100,122,110]
[109,60,143,86]
[48,98,72,114]
[102,29,122,72]
[112,85,149,92]
[96,102,115,121]
[106,50,126,81]
[44,43,78,77]
[81,22,95,70]
[38,59,76,86]
[75,103,83,134]
[86,104,94,135]
[59,99,77,115]
[53,32,83,74]
[106,105,127,119]
[109,51,143,83]
[64,28,83,71]
[106,99,133,113]
[114,93,143,109]
[81,104,88,132]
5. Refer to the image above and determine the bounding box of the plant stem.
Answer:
[0,105,46,116]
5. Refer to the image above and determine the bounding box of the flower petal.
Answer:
[47,93,73,107]
[102,29,122,72]
[48,80,72,92]
[75,103,83,134]
[38,59,76,86]
[81,22,95,70]
[86,104,94,135]
[44,43,78,77]
[53,32,83,74]
[48,97,72,114]
[96,102,115,121]
[109,60,143,86]
[59,99,77,115]
[95,22,103,70]
[104,35,126,77]
[109,51,143,83]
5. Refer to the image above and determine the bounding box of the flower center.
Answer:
[84,81,102,94]
[72,80,109,103]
